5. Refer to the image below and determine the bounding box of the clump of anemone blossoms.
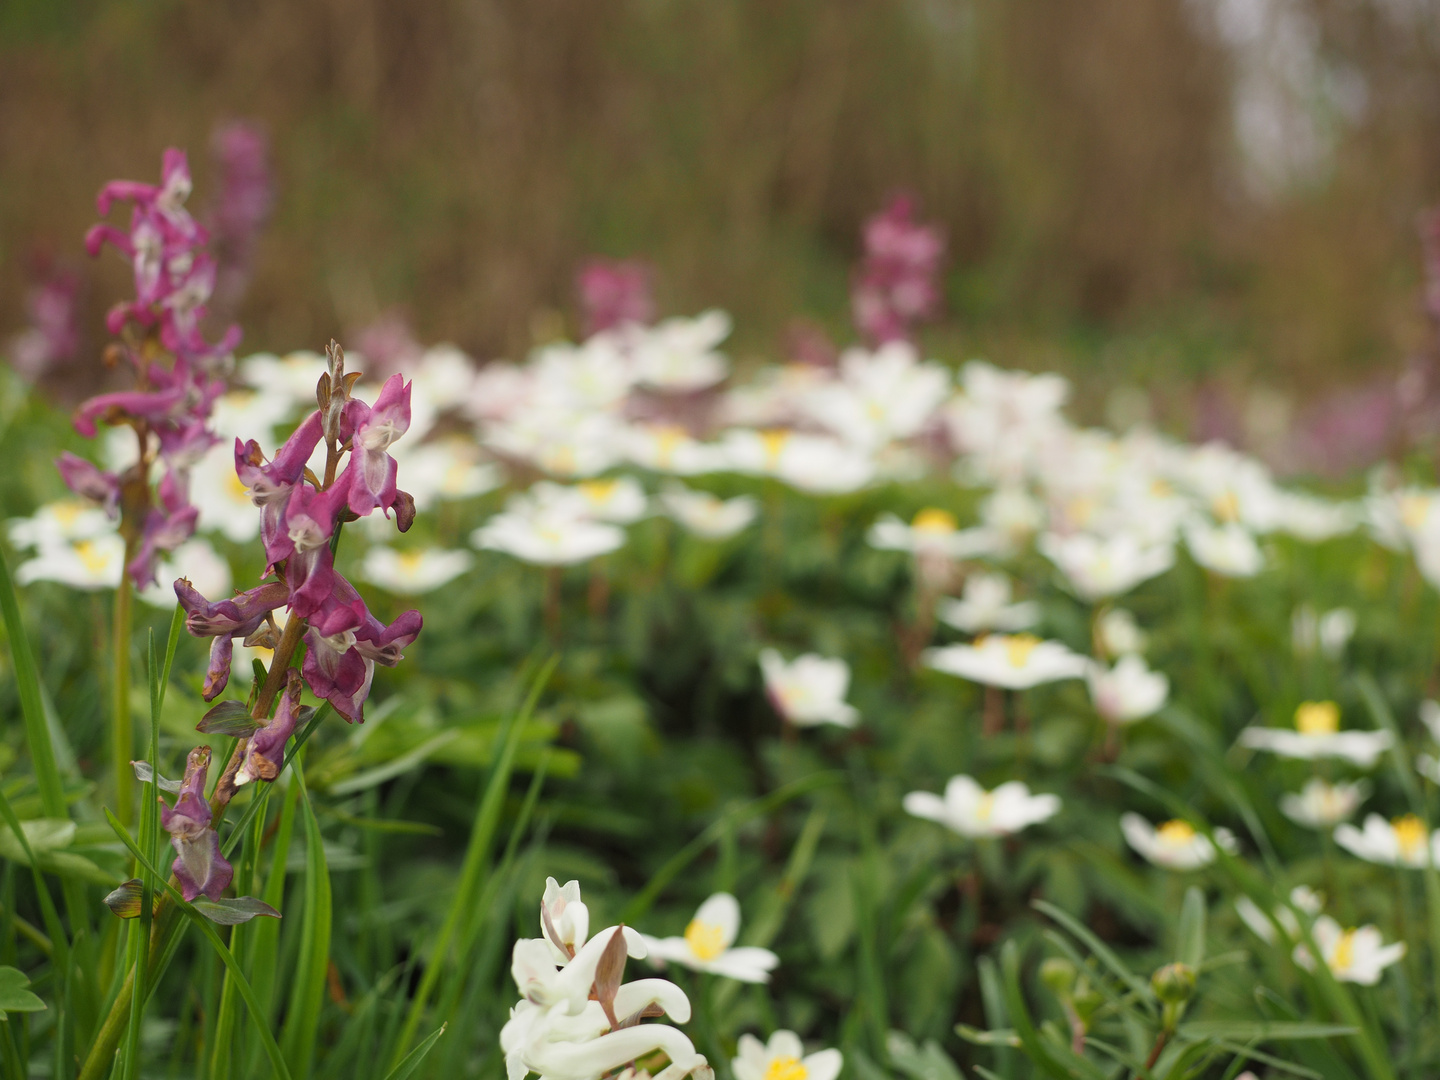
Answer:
[502,878,714,1080]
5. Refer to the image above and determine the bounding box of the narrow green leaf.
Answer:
[1033,899,1155,1011]
[0,549,66,819]
[1177,886,1206,968]
[197,701,266,738]
[381,1023,447,1080]
[191,897,282,926]
[279,771,332,1080]
[1179,1021,1356,1040]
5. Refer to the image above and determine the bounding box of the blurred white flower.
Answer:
[1290,605,1356,660]
[1235,885,1323,944]
[631,310,731,392]
[1420,699,1440,743]
[978,485,1045,553]
[1294,916,1405,985]
[867,509,996,561]
[1334,813,1440,869]
[732,1032,842,1080]
[16,533,125,590]
[759,649,859,728]
[922,634,1088,690]
[625,424,729,476]
[641,893,779,983]
[238,350,328,408]
[1086,654,1168,724]
[1097,608,1147,656]
[7,500,114,549]
[659,485,757,540]
[569,477,650,525]
[191,440,262,542]
[392,436,503,510]
[1184,520,1264,577]
[138,538,232,608]
[209,386,297,443]
[800,341,949,451]
[1237,701,1392,767]
[473,488,626,566]
[1278,778,1369,829]
[1276,493,1359,542]
[903,775,1059,838]
[362,546,473,593]
[1038,531,1175,602]
[937,573,1039,634]
[1120,813,1237,870]
[721,429,874,495]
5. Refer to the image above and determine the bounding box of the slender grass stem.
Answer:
[112,575,134,826]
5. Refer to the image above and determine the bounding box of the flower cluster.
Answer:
[177,341,422,723]
[850,194,944,346]
[8,264,80,381]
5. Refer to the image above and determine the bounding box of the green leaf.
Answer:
[196,700,265,738]
[1178,1021,1356,1040]
[0,967,45,1016]
[381,1024,446,1080]
[103,879,146,919]
[0,548,66,821]
[280,772,332,1080]
[191,896,282,926]
[1177,886,1206,968]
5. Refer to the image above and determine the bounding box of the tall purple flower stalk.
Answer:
[59,149,240,588]
[207,122,274,312]
[576,258,654,336]
[178,340,421,728]
[850,194,945,347]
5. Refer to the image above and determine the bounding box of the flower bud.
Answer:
[1040,957,1077,998]
[1151,962,1196,1005]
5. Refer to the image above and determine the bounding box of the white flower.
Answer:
[1278,779,1369,829]
[719,429,874,495]
[1120,813,1237,870]
[732,1032,842,1080]
[903,775,1060,838]
[978,485,1045,553]
[138,539,232,608]
[659,485,757,540]
[7,500,114,549]
[1290,605,1356,660]
[209,386,296,443]
[362,546,473,593]
[473,487,627,566]
[1184,520,1264,577]
[631,311,731,392]
[1276,493,1359,542]
[1237,701,1393,767]
[191,440,262,542]
[800,341,950,450]
[867,509,997,561]
[1294,916,1405,985]
[1236,885,1323,943]
[922,634,1088,690]
[238,350,329,408]
[392,437,503,510]
[16,534,125,590]
[1086,655,1168,724]
[641,893,779,983]
[568,477,651,525]
[937,573,1039,634]
[1334,813,1440,869]
[1420,699,1440,744]
[758,650,858,728]
[1038,531,1175,602]
[625,425,729,476]
[1097,608,1147,656]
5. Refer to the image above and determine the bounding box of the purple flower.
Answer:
[56,452,121,516]
[9,267,79,381]
[175,578,289,700]
[851,194,944,346]
[160,746,233,902]
[207,122,273,310]
[236,669,301,786]
[341,374,411,517]
[301,578,421,722]
[352,311,422,379]
[577,258,654,336]
[127,469,199,589]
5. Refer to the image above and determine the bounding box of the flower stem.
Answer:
[113,574,134,826]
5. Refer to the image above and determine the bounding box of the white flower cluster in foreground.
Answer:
[503,880,797,1080]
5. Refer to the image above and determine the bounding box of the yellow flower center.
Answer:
[683,919,727,962]
[911,508,957,534]
[1156,820,1196,846]
[1402,494,1431,530]
[651,425,687,468]
[1150,479,1173,499]
[764,1058,808,1080]
[1394,815,1428,859]
[548,445,577,476]
[974,793,995,822]
[1212,490,1241,523]
[1066,496,1095,527]
[1003,634,1041,668]
[760,429,790,469]
[1295,701,1340,736]
[226,470,250,502]
[1331,929,1356,973]
[75,540,110,573]
[398,551,426,573]
[578,479,618,505]
[52,501,85,528]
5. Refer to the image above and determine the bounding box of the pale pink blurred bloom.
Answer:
[208,121,274,310]
[577,258,654,336]
[9,267,80,381]
[353,310,423,379]
[851,193,944,346]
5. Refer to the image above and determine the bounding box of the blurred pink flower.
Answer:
[576,258,654,336]
[208,121,274,310]
[851,193,944,346]
[8,266,80,381]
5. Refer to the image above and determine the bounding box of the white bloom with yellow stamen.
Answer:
[1120,813,1237,870]
[719,429,875,495]
[1038,531,1175,602]
[937,573,1040,634]
[1294,916,1406,985]
[392,436,503,510]
[16,533,125,590]
[759,649,858,728]
[868,509,997,561]
[238,350,329,408]
[625,424,729,476]
[631,310,732,392]
[7,500,115,549]
[659,485,757,540]
[1334,813,1440,869]
[472,488,626,566]
[1278,778,1369,829]
[732,1032,842,1080]
[640,893,779,983]
[1086,654,1168,724]
[922,634,1088,690]
[903,775,1059,838]
[569,477,650,525]
[800,341,950,451]
[1237,701,1393,767]
[191,440,262,542]
[209,386,297,443]
[362,546,474,593]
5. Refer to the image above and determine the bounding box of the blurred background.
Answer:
[4,0,1440,470]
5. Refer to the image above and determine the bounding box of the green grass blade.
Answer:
[0,548,66,819]
[381,1023,447,1080]
[101,809,293,1080]
[280,767,332,1080]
